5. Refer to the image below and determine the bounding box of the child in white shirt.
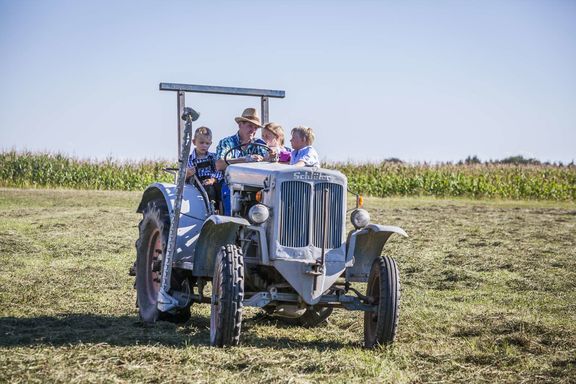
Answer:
[289,126,320,167]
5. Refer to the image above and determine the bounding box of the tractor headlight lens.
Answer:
[351,208,370,229]
[248,204,270,224]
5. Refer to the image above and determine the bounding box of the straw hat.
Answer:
[235,108,262,128]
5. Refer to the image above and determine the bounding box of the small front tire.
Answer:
[210,244,244,347]
[364,256,400,347]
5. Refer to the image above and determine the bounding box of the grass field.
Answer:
[0,188,575,383]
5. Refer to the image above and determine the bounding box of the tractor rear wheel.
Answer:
[364,256,400,347]
[135,199,191,324]
[210,244,244,347]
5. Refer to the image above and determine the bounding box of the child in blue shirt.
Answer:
[289,126,320,167]
[186,126,222,206]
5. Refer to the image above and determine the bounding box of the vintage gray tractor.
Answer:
[132,83,407,347]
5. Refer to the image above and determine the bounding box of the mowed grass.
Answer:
[0,188,575,383]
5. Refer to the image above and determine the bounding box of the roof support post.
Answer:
[177,91,185,159]
[261,96,269,125]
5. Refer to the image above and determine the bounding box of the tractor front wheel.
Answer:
[364,256,400,347]
[210,244,244,347]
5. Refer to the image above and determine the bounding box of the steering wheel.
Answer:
[223,142,275,165]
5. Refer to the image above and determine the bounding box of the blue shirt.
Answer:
[290,146,320,167]
[215,132,268,161]
[187,150,222,182]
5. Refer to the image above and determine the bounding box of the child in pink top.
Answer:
[262,122,291,163]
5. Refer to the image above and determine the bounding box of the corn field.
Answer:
[332,161,576,200]
[0,151,174,191]
[1,151,575,200]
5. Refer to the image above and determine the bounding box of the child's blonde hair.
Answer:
[263,122,285,146]
[194,126,212,140]
[291,126,315,146]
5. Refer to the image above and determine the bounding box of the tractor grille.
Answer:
[278,181,343,248]
[279,181,311,247]
[313,183,344,249]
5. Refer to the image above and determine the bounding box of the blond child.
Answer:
[262,122,291,163]
[289,126,319,167]
[187,127,222,202]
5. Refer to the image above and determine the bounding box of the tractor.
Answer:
[132,83,407,347]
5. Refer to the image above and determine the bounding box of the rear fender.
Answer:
[137,183,173,214]
[136,182,208,219]
[191,215,250,278]
[345,224,408,282]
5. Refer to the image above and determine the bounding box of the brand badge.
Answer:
[293,171,332,181]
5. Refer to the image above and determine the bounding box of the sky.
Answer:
[1,0,575,164]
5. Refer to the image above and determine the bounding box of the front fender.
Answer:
[191,215,250,278]
[345,224,408,282]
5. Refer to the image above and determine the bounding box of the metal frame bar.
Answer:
[177,91,185,159]
[157,109,196,313]
[159,83,285,98]
[160,82,286,156]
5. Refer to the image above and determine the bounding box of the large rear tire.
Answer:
[364,256,400,347]
[210,244,244,347]
[135,199,191,324]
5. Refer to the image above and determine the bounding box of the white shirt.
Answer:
[290,146,320,167]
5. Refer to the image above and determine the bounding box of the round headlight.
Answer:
[350,208,370,229]
[248,204,270,224]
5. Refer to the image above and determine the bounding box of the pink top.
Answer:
[278,148,292,163]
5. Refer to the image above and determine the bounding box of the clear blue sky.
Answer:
[1,0,575,163]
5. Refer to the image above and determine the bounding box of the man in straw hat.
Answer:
[215,107,269,171]
[215,107,270,215]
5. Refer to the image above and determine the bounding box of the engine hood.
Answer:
[225,163,346,188]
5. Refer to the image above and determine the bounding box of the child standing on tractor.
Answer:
[289,126,320,167]
[186,126,222,206]
[262,122,291,163]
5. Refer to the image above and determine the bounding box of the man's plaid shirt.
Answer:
[215,132,268,161]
